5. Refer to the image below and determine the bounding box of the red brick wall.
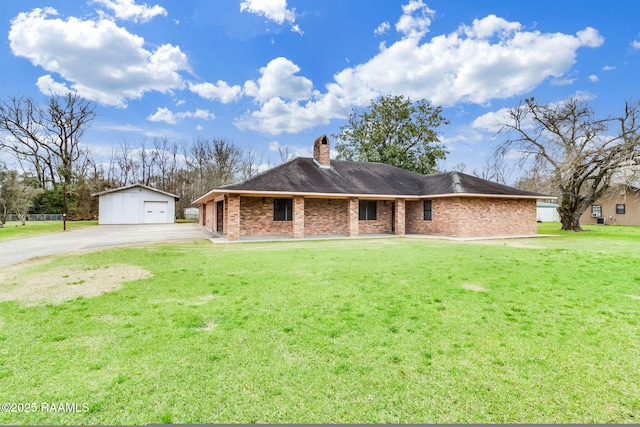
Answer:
[226,194,241,241]
[406,199,445,235]
[293,196,304,238]
[407,197,536,237]
[239,197,292,236]
[348,198,358,236]
[214,194,536,239]
[199,203,207,228]
[358,200,393,234]
[304,198,349,235]
[394,199,405,235]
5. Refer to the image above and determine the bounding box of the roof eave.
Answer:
[92,183,180,200]
[192,188,554,202]
[423,192,556,200]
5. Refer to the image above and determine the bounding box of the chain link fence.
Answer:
[6,214,63,222]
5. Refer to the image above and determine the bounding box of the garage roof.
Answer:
[92,183,180,200]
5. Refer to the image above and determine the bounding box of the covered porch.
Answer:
[198,193,411,241]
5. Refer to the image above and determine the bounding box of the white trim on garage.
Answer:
[93,184,178,225]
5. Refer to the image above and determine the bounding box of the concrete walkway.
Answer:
[209,232,554,243]
[0,223,213,266]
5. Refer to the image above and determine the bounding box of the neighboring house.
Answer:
[579,187,640,226]
[92,184,179,225]
[537,202,560,222]
[193,135,551,241]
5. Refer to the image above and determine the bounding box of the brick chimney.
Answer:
[313,134,330,168]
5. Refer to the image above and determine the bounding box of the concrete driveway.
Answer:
[0,223,213,266]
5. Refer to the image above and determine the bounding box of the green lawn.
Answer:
[0,224,639,423]
[0,220,98,241]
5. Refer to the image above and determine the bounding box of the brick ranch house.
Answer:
[193,135,550,241]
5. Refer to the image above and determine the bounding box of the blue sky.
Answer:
[1,0,639,176]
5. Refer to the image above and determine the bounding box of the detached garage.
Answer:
[536,201,560,222]
[92,184,179,225]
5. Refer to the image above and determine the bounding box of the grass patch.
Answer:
[0,221,98,241]
[1,225,640,423]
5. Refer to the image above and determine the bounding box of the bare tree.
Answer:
[277,145,292,163]
[115,140,140,185]
[151,137,179,192]
[449,162,468,174]
[0,96,56,187]
[187,138,244,192]
[138,138,153,186]
[0,93,96,223]
[472,154,512,185]
[497,97,640,231]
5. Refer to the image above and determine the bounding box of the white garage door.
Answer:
[144,201,169,223]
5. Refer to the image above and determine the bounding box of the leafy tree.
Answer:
[497,97,640,231]
[334,95,449,174]
[0,166,43,226]
[31,185,64,214]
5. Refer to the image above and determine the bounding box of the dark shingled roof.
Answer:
[207,157,545,198]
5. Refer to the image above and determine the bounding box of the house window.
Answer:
[616,204,626,214]
[273,198,292,221]
[423,200,432,221]
[359,200,377,220]
[591,205,602,218]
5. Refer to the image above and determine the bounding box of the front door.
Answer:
[216,200,224,232]
[391,201,395,233]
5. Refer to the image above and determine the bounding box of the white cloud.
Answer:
[338,18,603,107]
[240,0,295,24]
[190,109,215,121]
[588,74,599,82]
[240,0,301,33]
[396,0,435,37]
[147,107,215,124]
[472,91,597,133]
[374,22,390,36]
[471,108,512,133]
[36,74,72,95]
[602,65,616,71]
[243,57,315,102]
[92,0,167,23]
[550,77,576,86]
[147,107,176,124]
[189,81,242,103]
[235,90,345,135]
[570,90,596,102]
[9,8,189,107]
[461,14,521,39]
[234,2,604,135]
[632,40,640,50]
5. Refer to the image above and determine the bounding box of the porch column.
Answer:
[292,196,305,239]
[394,198,405,236]
[348,198,359,237]
[226,194,240,241]
[200,203,206,227]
